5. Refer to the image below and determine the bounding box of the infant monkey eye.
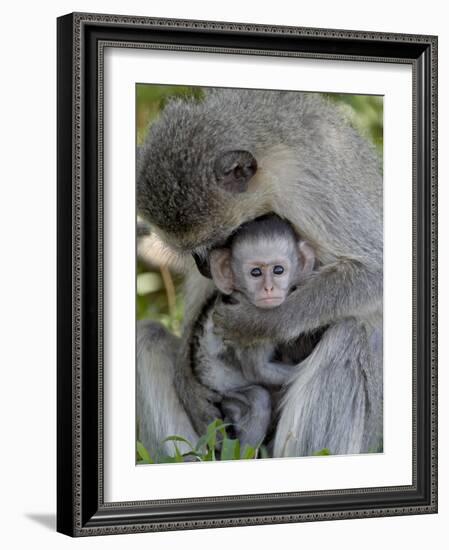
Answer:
[273,265,285,275]
[250,267,262,278]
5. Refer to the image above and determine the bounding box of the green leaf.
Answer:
[204,447,215,461]
[313,448,331,456]
[194,434,209,453]
[202,419,231,453]
[173,443,184,462]
[241,445,256,460]
[221,438,240,461]
[233,439,241,459]
[258,445,269,459]
[162,435,194,451]
[136,441,153,464]
[205,420,220,450]
[157,455,178,464]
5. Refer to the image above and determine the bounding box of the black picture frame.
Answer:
[57,12,438,537]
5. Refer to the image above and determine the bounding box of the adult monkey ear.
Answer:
[214,150,257,193]
[209,248,234,294]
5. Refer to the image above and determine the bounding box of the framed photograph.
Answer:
[57,12,438,536]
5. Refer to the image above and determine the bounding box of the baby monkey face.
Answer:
[232,240,296,309]
[209,216,315,308]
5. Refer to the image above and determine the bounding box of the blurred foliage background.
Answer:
[136,86,383,333]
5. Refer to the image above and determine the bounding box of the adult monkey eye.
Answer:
[273,265,284,275]
[214,150,257,194]
[250,267,263,278]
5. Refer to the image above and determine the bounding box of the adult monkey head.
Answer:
[137,89,381,277]
[138,92,284,266]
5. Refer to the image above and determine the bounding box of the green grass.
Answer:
[136,420,338,464]
[137,419,269,464]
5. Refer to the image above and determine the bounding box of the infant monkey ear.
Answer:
[209,248,234,295]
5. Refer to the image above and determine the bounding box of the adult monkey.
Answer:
[137,89,383,458]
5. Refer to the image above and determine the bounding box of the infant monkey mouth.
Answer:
[256,297,284,308]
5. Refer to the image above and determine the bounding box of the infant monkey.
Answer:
[190,214,316,450]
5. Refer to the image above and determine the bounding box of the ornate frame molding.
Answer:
[57,12,438,536]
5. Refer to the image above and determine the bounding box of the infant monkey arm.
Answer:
[238,347,294,387]
[215,260,382,343]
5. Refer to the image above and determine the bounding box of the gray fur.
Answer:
[136,320,198,456]
[274,318,383,456]
[190,295,295,448]
[221,386,272,448]
[187,216,314,447]
[137,89,383,457]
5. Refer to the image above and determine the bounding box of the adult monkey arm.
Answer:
[137,89,382,270]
